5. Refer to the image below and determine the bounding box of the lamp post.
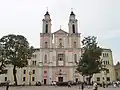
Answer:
[29,71,32,86]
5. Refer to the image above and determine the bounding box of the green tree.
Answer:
[77,36,104,84]
[0,34,33,86]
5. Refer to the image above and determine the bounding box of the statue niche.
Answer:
[58,38,63,48]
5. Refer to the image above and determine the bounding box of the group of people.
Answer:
[113,81,120,87]
[80,82,98,90]
[68,81,98,90]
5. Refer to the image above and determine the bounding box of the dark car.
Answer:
[36,81,41,86]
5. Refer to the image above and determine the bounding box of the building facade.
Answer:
[115,62,120,80]
[39,11,82,84]
[92,49,116,83]
[0,11,116,85]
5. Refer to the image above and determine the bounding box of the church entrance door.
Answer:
[58,77,63,82]
[44,79,47,84]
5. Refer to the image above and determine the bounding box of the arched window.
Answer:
[74,54,77,63]
[44,55,47,63]
[73,41,76,48]
[45,42,48,48]
[45,24,48,33]
[72,24,75,33]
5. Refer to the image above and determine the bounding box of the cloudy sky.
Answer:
[0,0,120,64]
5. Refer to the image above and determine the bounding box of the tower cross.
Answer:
[46,7,48,11]
[60,25,61,29]
[71,8,73,12]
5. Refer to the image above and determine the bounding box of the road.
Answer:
[0,86,120,90]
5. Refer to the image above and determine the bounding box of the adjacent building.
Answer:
[0,11,116,85]
[92,49,116,83]
[115,62,120,80]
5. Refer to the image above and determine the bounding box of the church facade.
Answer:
[39,11,82,84]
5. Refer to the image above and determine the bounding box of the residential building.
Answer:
[115,62,120,80]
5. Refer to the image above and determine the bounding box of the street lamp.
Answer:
[29,71,32,86]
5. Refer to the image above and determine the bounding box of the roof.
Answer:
[115,62,120,69]
[102,48,112,52]
[54,29,68,34]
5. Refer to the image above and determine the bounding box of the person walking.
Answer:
[81,82,84,90]
[102,81,105,88]
[68,81,71,88]
[93,82,98,90]
[6,81,10,90]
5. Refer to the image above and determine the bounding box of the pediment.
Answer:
[54,29,68,34]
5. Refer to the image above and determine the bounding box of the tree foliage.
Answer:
[77,36,103,82]
[0,34,34,85]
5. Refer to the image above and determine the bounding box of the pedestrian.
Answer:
[6,81,10,90]
[93,82,98,90]
[68,81,71,88]
[81,82,84,90]
[102,81,105,88]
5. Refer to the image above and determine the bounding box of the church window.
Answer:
[58,54,64,61]
[45,42,48,48]
[45,24,48,33]
[59,38,63,48]
[73,42,76,48]
[44,55,47,63]
[74,54,77,63]
[72,24,75,33]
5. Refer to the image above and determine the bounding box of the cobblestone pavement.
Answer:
[0,86,120,90]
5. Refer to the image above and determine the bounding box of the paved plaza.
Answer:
[0,86,120,90]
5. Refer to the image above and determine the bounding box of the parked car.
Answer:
[36,81,41,86]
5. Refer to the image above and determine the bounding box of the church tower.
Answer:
[68,10,81,48]
[68,11,78,34]
[40,11,53,84]
[40,11,52,48]
[42,11,51,33]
